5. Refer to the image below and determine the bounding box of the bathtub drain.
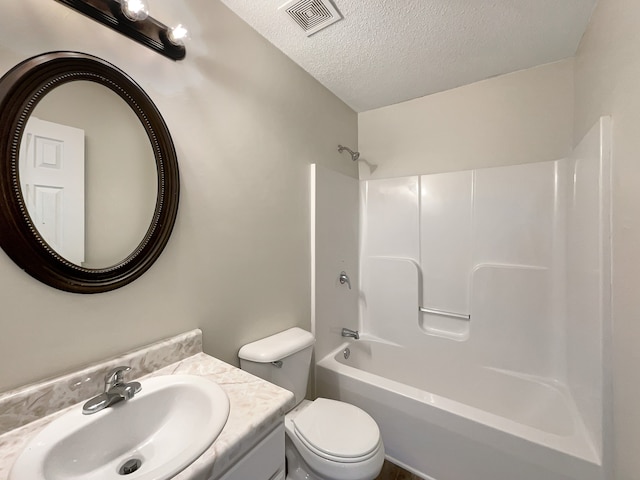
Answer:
[343,348,350,360]
[119,458,142,475]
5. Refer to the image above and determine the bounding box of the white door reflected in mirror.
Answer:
[20,117,85,265]
[18,81,158,269]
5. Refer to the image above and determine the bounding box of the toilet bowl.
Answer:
[238,328,384,480]
[284,399,384,480]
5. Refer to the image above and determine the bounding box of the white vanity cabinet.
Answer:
[214,424,285,480]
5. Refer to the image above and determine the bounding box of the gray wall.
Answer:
[0,0,357,393]
[358,59,574,179]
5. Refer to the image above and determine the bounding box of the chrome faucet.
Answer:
[341,328,359,340]
[82,366,142,415]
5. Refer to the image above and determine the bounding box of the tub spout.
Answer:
[341,328,359,340]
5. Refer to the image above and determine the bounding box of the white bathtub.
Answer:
[316,338,603,480]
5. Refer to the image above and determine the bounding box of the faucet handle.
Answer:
[104,366,132,390]
[339,271,352,289]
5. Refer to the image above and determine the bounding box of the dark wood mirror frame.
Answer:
[0,51,180,293]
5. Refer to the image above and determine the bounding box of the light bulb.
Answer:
[121,0,149,21]
[167,24,190,46]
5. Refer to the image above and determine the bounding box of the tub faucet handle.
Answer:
[339,271,351,289]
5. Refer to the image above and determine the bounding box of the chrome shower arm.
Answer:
[338,145,360,161]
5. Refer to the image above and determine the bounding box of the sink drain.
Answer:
[119,458,142,475]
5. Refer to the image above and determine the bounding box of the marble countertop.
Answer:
[0,331,295,480]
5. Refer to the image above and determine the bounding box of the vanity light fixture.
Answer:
[167,24,190,46]
[120,0,149,21]
[54,0,187,61]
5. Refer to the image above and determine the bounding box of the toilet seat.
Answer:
[292,398,381,463]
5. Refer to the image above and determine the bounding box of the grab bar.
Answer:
[419,307,470,321]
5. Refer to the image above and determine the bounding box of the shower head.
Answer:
[338,145,360,161]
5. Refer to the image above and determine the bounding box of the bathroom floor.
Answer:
[375,460,423,479]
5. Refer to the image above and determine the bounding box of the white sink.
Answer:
[10,374,230,480]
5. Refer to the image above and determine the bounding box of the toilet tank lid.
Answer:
[238,327,315,363]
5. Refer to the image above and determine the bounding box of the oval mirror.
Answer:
[0,51,180,293]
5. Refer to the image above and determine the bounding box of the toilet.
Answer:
[239,327,385,480]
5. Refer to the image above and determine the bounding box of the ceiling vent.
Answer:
[280,0,343,37]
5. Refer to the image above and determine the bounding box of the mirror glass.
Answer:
[18,81,158,269]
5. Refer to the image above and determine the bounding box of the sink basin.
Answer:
[10,374,230,480]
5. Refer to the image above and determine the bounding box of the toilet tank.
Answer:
[238,327,315,406]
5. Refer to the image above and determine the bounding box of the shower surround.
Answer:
[313,117,611,480]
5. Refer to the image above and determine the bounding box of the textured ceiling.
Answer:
[219,0,597,112]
